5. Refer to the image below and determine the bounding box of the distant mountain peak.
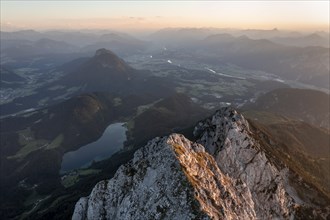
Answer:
[91,48,129,70]
[238,35,250,40]
[59,48,137,93]
[305,33,323,40]
[94,48,118,57]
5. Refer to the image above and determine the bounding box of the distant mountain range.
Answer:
[1,29,329,89]
[0,30,123,46]
[1,38,78,58]
[196,34,329,89]
[0,30,149,58]
[147,29,330,89]
[149,27,329,47]
[270,33,330,48]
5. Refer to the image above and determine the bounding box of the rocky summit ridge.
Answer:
[72,107,329,220]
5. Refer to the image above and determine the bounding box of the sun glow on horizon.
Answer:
[1,1,329,32]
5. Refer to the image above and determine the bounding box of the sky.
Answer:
[1,1,329,32]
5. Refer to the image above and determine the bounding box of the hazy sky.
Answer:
[1,1,329,32]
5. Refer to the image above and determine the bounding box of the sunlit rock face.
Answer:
[73,107,329,220]
[72,135,210,220]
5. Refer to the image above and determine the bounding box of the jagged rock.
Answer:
[72,135,209,220]
[73,107,329,220]
[194,108,295,219]
[73,133,259,220]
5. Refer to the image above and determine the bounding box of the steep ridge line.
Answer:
[72,107,329,220]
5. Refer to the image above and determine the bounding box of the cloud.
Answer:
[129,17,145,21]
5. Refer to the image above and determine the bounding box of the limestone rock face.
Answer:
[194,108,295,219]
[72,135,209,220]
[73,107,329,220]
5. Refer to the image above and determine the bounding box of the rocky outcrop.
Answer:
[73,107,329,220]
[72,135,210,220]
[194,108,295,219]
